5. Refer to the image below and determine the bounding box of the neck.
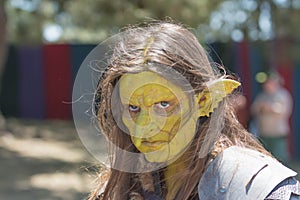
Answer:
[164,153,188,199]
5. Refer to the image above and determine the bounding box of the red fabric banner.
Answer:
[43,44,72,119]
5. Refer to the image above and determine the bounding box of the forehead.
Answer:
[118,71,187,102]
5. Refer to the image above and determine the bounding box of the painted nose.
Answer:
[133,110,152,148]
[135,110,151,127]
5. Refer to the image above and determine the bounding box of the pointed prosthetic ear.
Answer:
[195,79,241,117]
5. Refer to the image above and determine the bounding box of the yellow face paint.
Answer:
[119,71,198,163]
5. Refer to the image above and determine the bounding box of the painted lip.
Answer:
[142,140,168,146]
[140,140,168,151]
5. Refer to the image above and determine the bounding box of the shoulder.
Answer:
[266,177,300,200]
[198,146,298,200]
[277,88,292,100]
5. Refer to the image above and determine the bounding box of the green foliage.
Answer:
[4,0,300,44]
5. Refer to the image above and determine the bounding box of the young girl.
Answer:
[89,21,300,200]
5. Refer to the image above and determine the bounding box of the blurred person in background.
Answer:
[251,71,293,164]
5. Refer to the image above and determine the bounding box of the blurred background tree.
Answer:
[3,0,300,44]
[0,0,7,129]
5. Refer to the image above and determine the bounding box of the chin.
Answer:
[144,147,181,163]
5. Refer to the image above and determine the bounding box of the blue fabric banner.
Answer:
[18,46,45,119]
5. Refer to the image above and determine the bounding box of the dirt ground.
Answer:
[1,118,300,200]
[0,118,99,200]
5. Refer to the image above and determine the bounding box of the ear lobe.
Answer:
[195,79,241,117]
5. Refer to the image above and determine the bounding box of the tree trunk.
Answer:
[0,1,7,129]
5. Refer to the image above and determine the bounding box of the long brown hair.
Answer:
[89,21,269,200]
